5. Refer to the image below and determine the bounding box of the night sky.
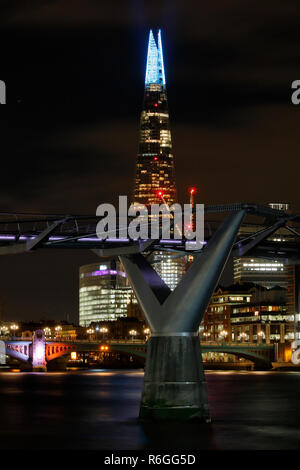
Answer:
[0,1,299,323]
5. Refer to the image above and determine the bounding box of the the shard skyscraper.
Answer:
[133,29,177,208]
[133,29,186,291]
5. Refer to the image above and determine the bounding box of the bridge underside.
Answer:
[4,338,275,372]
[0,203,299,264]
[109,343,274,369]
[5,339,74,369]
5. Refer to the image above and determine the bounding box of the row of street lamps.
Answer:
[86,327,151,341]
[0,324,19,336]
[202,329,266,342]
[0,324,151,341]
[1,324,268,343]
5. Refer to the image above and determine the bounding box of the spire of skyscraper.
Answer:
[145,29,166,86]
[133,29,177,208]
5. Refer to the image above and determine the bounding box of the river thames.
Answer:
[0,369,300,450]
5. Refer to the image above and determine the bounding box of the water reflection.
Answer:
[0,370,299,449]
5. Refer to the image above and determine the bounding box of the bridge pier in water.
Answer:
[141,334,209,421]
[120,210,245,421]
[31,330,47,372]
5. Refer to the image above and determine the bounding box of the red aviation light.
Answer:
[189,187,196,194]
[157,190,164,198]
[154,102,158,107]
[153,156,158,161]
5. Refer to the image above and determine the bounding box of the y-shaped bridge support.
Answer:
[120,210,245,421]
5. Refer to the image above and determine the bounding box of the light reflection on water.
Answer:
[0,369,300,450]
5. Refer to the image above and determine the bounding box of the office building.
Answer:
[201,283,294,344]
[234,203,291,289]
[79,260,137,326]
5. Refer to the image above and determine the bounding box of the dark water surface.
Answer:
[0,369,300,450]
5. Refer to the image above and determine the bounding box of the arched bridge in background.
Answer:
[107,341,275,369]
[2,334,276,370]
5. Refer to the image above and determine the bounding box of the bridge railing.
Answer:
[0,336,32,341]
[1,337,276,349]
[200,341,274,348]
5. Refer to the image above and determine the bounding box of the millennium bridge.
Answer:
[0,203,300,421]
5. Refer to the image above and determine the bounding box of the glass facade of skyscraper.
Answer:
[133,29,186,291]
[133,29,176,208]
[233,257,288,289]
[234,203,291,290]
[79,261,136,326]
[149,251,188,291]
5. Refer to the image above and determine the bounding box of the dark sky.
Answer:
[0,0,299,323]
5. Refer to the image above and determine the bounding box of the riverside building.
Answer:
[79,261,137,326]
[201,283,294,344]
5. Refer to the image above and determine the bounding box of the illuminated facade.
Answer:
[201,286,250,343]
[201,284,294,344]
[234,202,291,289]
[132,29,186,291]
[150,251,187,291]
[233,257,288,289]
[133,29,176,207]
[79,261,136,326]
[268,202,290,211]
[286,265,300,340]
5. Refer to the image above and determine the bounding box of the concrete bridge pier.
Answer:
[141,334,209,420]
[31,330,47,372]
[120,210,245,421]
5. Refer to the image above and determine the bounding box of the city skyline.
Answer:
[1,2,300,452]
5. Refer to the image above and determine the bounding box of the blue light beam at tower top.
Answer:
[145,29,166,86]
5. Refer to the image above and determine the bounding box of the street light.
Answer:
[43,327,51,337]
[129,329,137,341]
[239,332,248,343]
[202,332,211,341]
[219,330,228,342]
[10,324,19,337]
[87,328,95,339]
[257,330,265,342]
[99,327,108,340]
[0,326,9,336]
[144,328,150,339]
[55,325,62,339]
